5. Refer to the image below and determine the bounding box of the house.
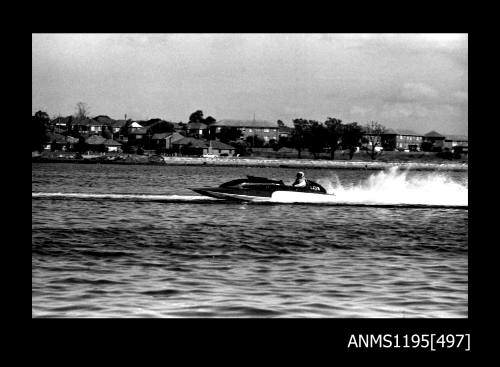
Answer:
[209,140,237,156]
[172,137,235,156]
[186,122,208,138]
[172,137,208,156]
[46,132,68,151]
[128,121,144,133]
[151,132,184,151]
[103,139,122,152]
[51,116,73,133]
[209,119,279,145]
[111,120,128,133]
[71,118,108,135]
[88,118,110,134]
[127,127,149,144]
[423,131,446,151]
[361,128,385,150]
[85,135,122,152]
[71,118,92,134]
[278,126,293,140]
[110,120,128,140]
[93,115,115,126]
[173,122,187,134]
[444,135,468,153]
[65,136,79,151]
[382,129,423,151]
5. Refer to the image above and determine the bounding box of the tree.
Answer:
[305,120,327,159]
[216,126,242,143]
[75,136,88,153]
[205,116,216,125]
[363,121,387,160]
[32,110,51,151]
[177,122,188,136]
[189,110,204,123]
[291,119,312,158]
[324,117,343,160]
[150,120,175,135]
[102,126,113,139]
[246,134,265,148]
[231,140,248,156]
[75,102,89,119]
[342,122,363,159]
[269,138,279,151]
[278,134,292,149]
[277,120,285,128]
[119,119,133,139]
[421,141,433,152]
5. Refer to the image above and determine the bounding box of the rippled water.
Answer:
[32,163,468,317]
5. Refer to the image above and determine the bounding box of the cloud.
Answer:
[401,82,439,101]
[32,34,468,134]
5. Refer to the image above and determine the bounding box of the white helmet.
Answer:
[297,171,304,178]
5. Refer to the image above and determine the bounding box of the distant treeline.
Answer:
[31,104,401,160]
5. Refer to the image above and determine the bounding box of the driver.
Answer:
[292,172,307,187]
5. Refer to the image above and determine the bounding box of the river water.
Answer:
[32,163,468,317]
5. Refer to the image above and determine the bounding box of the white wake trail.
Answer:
[272,167,468,207]
[32,192,218,202]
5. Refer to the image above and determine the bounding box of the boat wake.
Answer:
[31,192,217,203]
[32,168,467,208]
[309,166,468,208]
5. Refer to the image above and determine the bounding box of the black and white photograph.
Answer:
[32,33,468,324]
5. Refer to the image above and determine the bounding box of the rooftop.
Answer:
[72,118,95,126]
[279,126,294,133]
[445,135,468,141]
[129,122,143,128]
[85,135,121,145]
[151,132,171,140]
[172,137,235,150]
[187,122,208,129]
[212,119,277,128]
[111,120,128,128]
[173,137,208,148]
[93,115,115,125]
[47,132,67,143]
[129,127,149,135]
[424,130,445,138]
[52,116,73,125]
[393,129,421,136]
[151,132,184,141]
[210,140,235,150]
[85,135,106,145]
[103,139,122,146]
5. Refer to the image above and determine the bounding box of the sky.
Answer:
[32,33,468,135]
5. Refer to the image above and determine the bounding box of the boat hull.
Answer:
[191,187,330,202]
[191,187,272,201]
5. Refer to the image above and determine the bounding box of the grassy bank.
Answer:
[33,151,468,171]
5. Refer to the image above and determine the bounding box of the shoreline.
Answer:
[32,156,468,171]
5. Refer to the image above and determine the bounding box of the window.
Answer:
[248,129,253,133]
[264,129,269,133]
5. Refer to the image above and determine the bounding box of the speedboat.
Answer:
[191,175,331,202]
